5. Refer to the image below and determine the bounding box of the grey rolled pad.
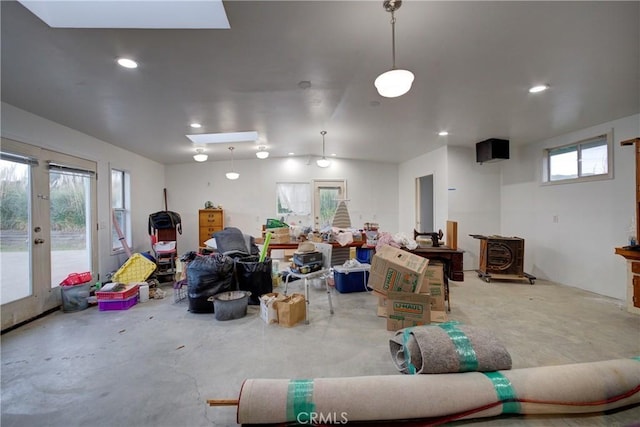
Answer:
[390,323,512,374]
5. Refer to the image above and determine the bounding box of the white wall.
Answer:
[398,146,448,236]
[165,157,399,251]
[447,145,502,269]
[1,103,167,278]
[501,114,639,299]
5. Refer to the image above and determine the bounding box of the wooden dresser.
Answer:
[615,137,640,314]
[198,209,224,247]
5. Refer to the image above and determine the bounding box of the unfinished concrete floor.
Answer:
[2,272,639,426]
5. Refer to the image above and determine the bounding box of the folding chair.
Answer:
[283,242,334,324]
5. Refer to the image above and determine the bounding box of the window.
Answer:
[111,168,131,252]
[276,182,311,216]
[544,132,612,183]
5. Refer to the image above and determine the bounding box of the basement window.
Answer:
[543,132,612,184]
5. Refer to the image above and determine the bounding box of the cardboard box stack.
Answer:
[368,245,434,331]
[259,292,306,327]
[420,260,447,313]
[263,227,290,244]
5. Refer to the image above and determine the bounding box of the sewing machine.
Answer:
[413,229,444,247]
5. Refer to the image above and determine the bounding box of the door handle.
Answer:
[34,238,45,245]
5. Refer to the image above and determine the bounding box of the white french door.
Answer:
[1,138,97,330]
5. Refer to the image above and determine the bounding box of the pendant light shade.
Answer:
[256,146,269,159]
[375,0,414,98]
[225,146,239,180]
[374,69,415,98]
[193,148,208,162]
[316,131,331,168]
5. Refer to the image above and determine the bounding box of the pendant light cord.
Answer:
[390,11,396,70]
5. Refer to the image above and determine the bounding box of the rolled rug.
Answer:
[233,357,640,424]
[390,322,512,374]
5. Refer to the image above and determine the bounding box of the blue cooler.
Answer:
[333,264,371,293]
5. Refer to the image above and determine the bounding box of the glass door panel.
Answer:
[49,171,92,288]
[0,158,32,304]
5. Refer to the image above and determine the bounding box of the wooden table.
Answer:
[409,246,465,282]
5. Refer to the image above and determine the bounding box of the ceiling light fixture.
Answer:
[529,84,549,93]
[117,58,138,69]
[225,146,239,180]
[316,131,331,168]
[256,146,269,159]
[438,131,449,136]
[193,148,208,162]
[374,0,414,98]
[190,123,202,129]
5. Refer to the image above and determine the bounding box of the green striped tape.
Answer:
[438,322,478,371]
[286,379,316,422]
[402,327,417,374]
[484,371,520,414]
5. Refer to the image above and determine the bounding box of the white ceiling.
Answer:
[1,1,639,165]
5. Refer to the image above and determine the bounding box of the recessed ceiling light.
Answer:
[529,84,549,93]
[186,131,259,144]
[438,131,449,136]
[190,123,202,129]
[117,58,138,69]
[288,152,295,156]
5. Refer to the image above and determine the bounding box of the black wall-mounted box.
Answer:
[476,138,509,164]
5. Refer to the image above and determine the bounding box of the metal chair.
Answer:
[283,242,334,324]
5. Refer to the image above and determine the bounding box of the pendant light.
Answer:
[225,146,239,180]
[193,148,208,162]
[256,146,269,159]
[316,131,331,168]
[374,0,414,98]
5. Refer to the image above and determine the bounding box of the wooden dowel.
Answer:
[207,399,239,407]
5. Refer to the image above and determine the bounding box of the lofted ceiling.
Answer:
[1,0,639,165]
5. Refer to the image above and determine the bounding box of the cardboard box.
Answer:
[385,291,430,331]
[376,292,388,317]
[368,246,429,295]
[430,310,448,323]
[419,261,446,311]
[260,292,286,324]
[275,293,306,327]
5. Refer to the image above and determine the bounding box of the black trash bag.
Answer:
[235,256,272,305]
[187,253,235,313]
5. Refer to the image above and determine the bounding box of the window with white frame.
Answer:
[111,168,131,252]
[544,132,612,183]
[276,182,311,216]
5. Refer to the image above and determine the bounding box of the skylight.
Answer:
[17,0,230,29]
[186,131,259,145]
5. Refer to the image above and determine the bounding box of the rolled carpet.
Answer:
[234,357,640,424]
[389,323,512,374]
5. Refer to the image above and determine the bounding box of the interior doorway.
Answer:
[415,174,434,232]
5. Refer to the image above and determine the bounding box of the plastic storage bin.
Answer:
[95,283,140,300]
[98,294,138,311]
[61,282,92,312]
[333,264,371,293]
[111,253,156,283]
